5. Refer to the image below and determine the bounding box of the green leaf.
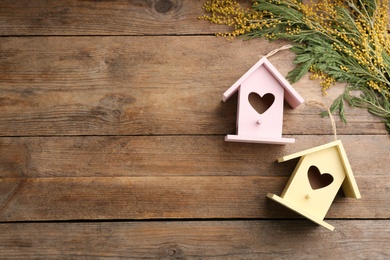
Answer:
[386,119,390,132]
[325,94,348,124]
[287,58,314,83]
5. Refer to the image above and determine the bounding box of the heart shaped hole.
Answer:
[248,92,275,114]
[307,165,334,190]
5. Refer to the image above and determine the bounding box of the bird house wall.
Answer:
[236,65,284,138]
[280,146,346,219]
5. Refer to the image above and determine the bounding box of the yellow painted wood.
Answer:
[270,140,361,230]
[277,140,361,198]
[336,143,362,198]
[267,193,335,231]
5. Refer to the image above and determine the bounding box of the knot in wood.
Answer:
[168,249,176,256]
[159,244,183,259]
[112,109,121,119]
[155,0,173,13]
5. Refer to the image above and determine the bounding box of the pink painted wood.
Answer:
[222,57,304,144]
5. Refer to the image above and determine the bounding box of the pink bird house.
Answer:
[222,57,304,144]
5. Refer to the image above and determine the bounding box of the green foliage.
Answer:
[200,0,390,133]
[330,84,390,122]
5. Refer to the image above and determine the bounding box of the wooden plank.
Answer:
[1,135,388,178]
[0,220,389,258]
[0,36,387,136]
[0,0,388,36]
[0,0,225,36]
[0,174,388,222]
[2,134,387,221]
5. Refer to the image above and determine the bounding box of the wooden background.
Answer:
[1,0,389,258]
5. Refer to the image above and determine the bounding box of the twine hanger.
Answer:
[261,44,293,59]
[306,100,338,141]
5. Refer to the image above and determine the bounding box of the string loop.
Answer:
[306,100,338,141]
[262,44,293,59]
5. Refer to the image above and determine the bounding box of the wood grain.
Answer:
[1,220,389,259]
[2,135,388,221]
[0,0,225,36]
[0,36,387,136]
[1,135,389,178]
[0,0,388,36]
[0,174,388,222]
[1,0,389,257]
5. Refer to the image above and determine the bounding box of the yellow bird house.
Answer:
[267,140,361,231]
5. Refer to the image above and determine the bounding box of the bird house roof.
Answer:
[278,140,361,199]
[222,56,304,108]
